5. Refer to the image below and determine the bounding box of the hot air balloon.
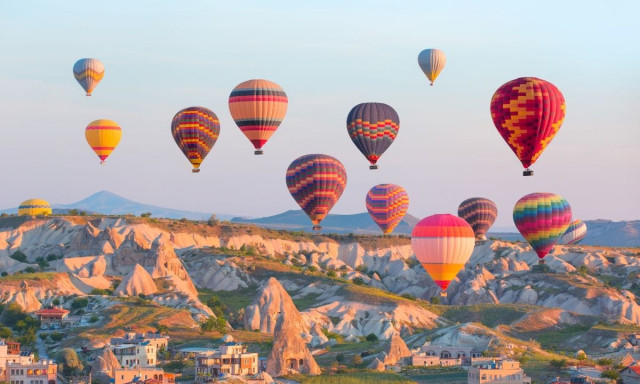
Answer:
[171,107,220,173]
[411,214,475,291]
[490,77,566,176]
[562,220,587,245]
[417,49,446,86]
[346,103,399,169]
[85,119,121,164]
[458,197,498,241]
[18,199,52,216]
[366,184,409,234]
[513,192,572,263]
[286,154,347,230]
[73,58,105,96]
[228,79,288,155]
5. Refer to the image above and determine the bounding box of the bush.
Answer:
[90,288,112,295]
[50,332,64,342]
[335,353,345,363]
[10,250,27,263]
[430,296,441,305]
[352,354,362,365]
[601,370,619,380]
[550,359,567,369]
[89,315,99,323]
[597,357,613,366]
[401,293,416,301]
[327,270,337,278]
[352,277,366,286]
[141,212,152,218]
[24,267,36,273]
[307,266,318,273]
[355,265,368,273]
[71,297,89,309]
[200,316,227,334]
[52,298,60,306]
[0,326,12,339]
[0,271,7,277]
[365,333,378,342]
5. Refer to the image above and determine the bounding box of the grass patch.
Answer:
[435,303,535,327]
[401,366,467,383]
[289,372,416,384]
[0,272,59,281]
[293,292,322,310]
[198,286,257,313]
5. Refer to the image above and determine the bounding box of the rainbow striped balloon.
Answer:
[458,197,498,241]
[366,184,409,234]
[562,219,587,245]
[171,107,220,173]
[286,154,347,230]
[411,214,475,290]
[346,102,399,169]
[513,192,572,261]
[85,119,122,164]
[228,79,288,154]
[73,58,105,96]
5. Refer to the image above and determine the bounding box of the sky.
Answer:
[0,1,638,230]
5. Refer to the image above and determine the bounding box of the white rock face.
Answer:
[244,277,308,334]
[113,264,158,296]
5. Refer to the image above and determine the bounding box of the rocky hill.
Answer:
[0,215,639,369]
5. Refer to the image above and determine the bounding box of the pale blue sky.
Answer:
[0,1,638,228]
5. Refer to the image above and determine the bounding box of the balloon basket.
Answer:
[192,169,200,173]
[523,168,534,176]
[254,149,264,155]
[538,259,545,264]
[369,164,378,170]
[86,93,92,97]
[312,225,322,231]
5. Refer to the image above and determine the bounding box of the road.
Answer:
[35,330,49,360]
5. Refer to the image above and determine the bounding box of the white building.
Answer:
[0,340,35,382]
[111,342,157,368]
[7,360,57,384]
[195,343,258,382]
[110,332,169,352]
[113,367,176,384]
[468,359,531,384]
[412,353,461,367]
[420,344,483,365]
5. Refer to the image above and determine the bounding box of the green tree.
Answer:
[200,316,227,334]
[352,277,365,286]
[10,250,27,263]
[326,270,337,278]
[0,326,12,339]
[57,348,84,376]
[352,354,362,365]
[71,297,89,309]
[430,296,441,305]
[601,370,619,380]
[141,212,152,218]
[597,357,613,366]
[365,333,378,342]
[550,359,567,369]
[335,353,345,363]
[155,324,169,334]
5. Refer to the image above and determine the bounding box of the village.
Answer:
[1,304,640,384]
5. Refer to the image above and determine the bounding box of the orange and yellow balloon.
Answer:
[411,214,475,291]
[85,119,122,164]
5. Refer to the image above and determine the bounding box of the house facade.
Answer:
[34,307,70,328]
[113,367,175,384]
[621,365,640,384]
[420,344,483,364]
[7,360,57,384]
[111,333,169,352]
[0,340,35,382]
[411,353,461,367]
[195,343,258,382]
[111,343,157,368]
[468,359,531,384]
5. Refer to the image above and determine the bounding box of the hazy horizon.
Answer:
[1,1,638,229]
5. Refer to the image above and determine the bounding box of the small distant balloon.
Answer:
[417,49,446,86]
[366,184,410,234]
[18,199,52,216]
[346,102,399,170]
[513,192,572,263]
[171,107,220,173]
[458,197,498,241]
[228,79,288,155]
[562,220,587,245]
[286,154,347,230]
[85,119,121,164]
[73,58,105,96]
[490,77,566,176]
[411,214,475,291]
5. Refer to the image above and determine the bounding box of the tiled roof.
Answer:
[35,307,69,315]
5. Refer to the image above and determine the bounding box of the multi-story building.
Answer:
[195,343,258,382]
[411,353,461,367]
[110,332,169,352]
[7,360,57,384]
[111,342,157,368]
[467,359,531,384]
[420,344,484,365]
[113,367,175,384]
[0,340,34,381]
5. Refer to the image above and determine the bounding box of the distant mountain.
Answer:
[232,209,419,235]
[0,191,235,221]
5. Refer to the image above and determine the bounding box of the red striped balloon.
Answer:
[286,154,347,230]
[366,184,409,234]
[411,214,475,290]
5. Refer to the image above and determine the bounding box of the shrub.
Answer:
[365,333,378,342]
[10,250,28,263]
[401,293,416,301]
[355,265,368,273]
[24,267,36,273]
[550,359,567,369]
[141,212,152,218]
[90,288,112,295]
[50,332,64,342]
[597,357,613,366]
[307,266,318,273]
[352,354,362,365]
[52,298,60,306]
[71,297,89,309]
[430,296,441,305]
[89,315,99,323]
[335,353,344,363]
[352,277,365,286]
[327,270,337,278]
[0,271,7,277]
[601,370,619,380]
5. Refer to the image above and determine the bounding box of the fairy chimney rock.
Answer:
[266,313,321,377]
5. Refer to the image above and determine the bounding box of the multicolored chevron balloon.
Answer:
[228,79,288,155]
[458,197,498,241]
[346,102,400,169]
[286,154,347,230]
[366,184,409,234]
[85,119,121,164]
[411,214,475,291]
[171,107,220,173]
[513,192,572,262]
[562,219,587,245]
[73,58,105,96]
[490,77,565,176]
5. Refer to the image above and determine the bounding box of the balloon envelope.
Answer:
[411,214,475,290]
[562,219,587,245]
[417,49,446,85]
[346,102,399,169]
[228,79,288,154]
[171,107,220,172]
[85,119,121,164]
[490,77,565,172]
[366,184,409,234]
[513,192,572,260]
[286,154,347,229]
[458,197,498,240]
[18,199,52,216]
[73,58,104,96]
